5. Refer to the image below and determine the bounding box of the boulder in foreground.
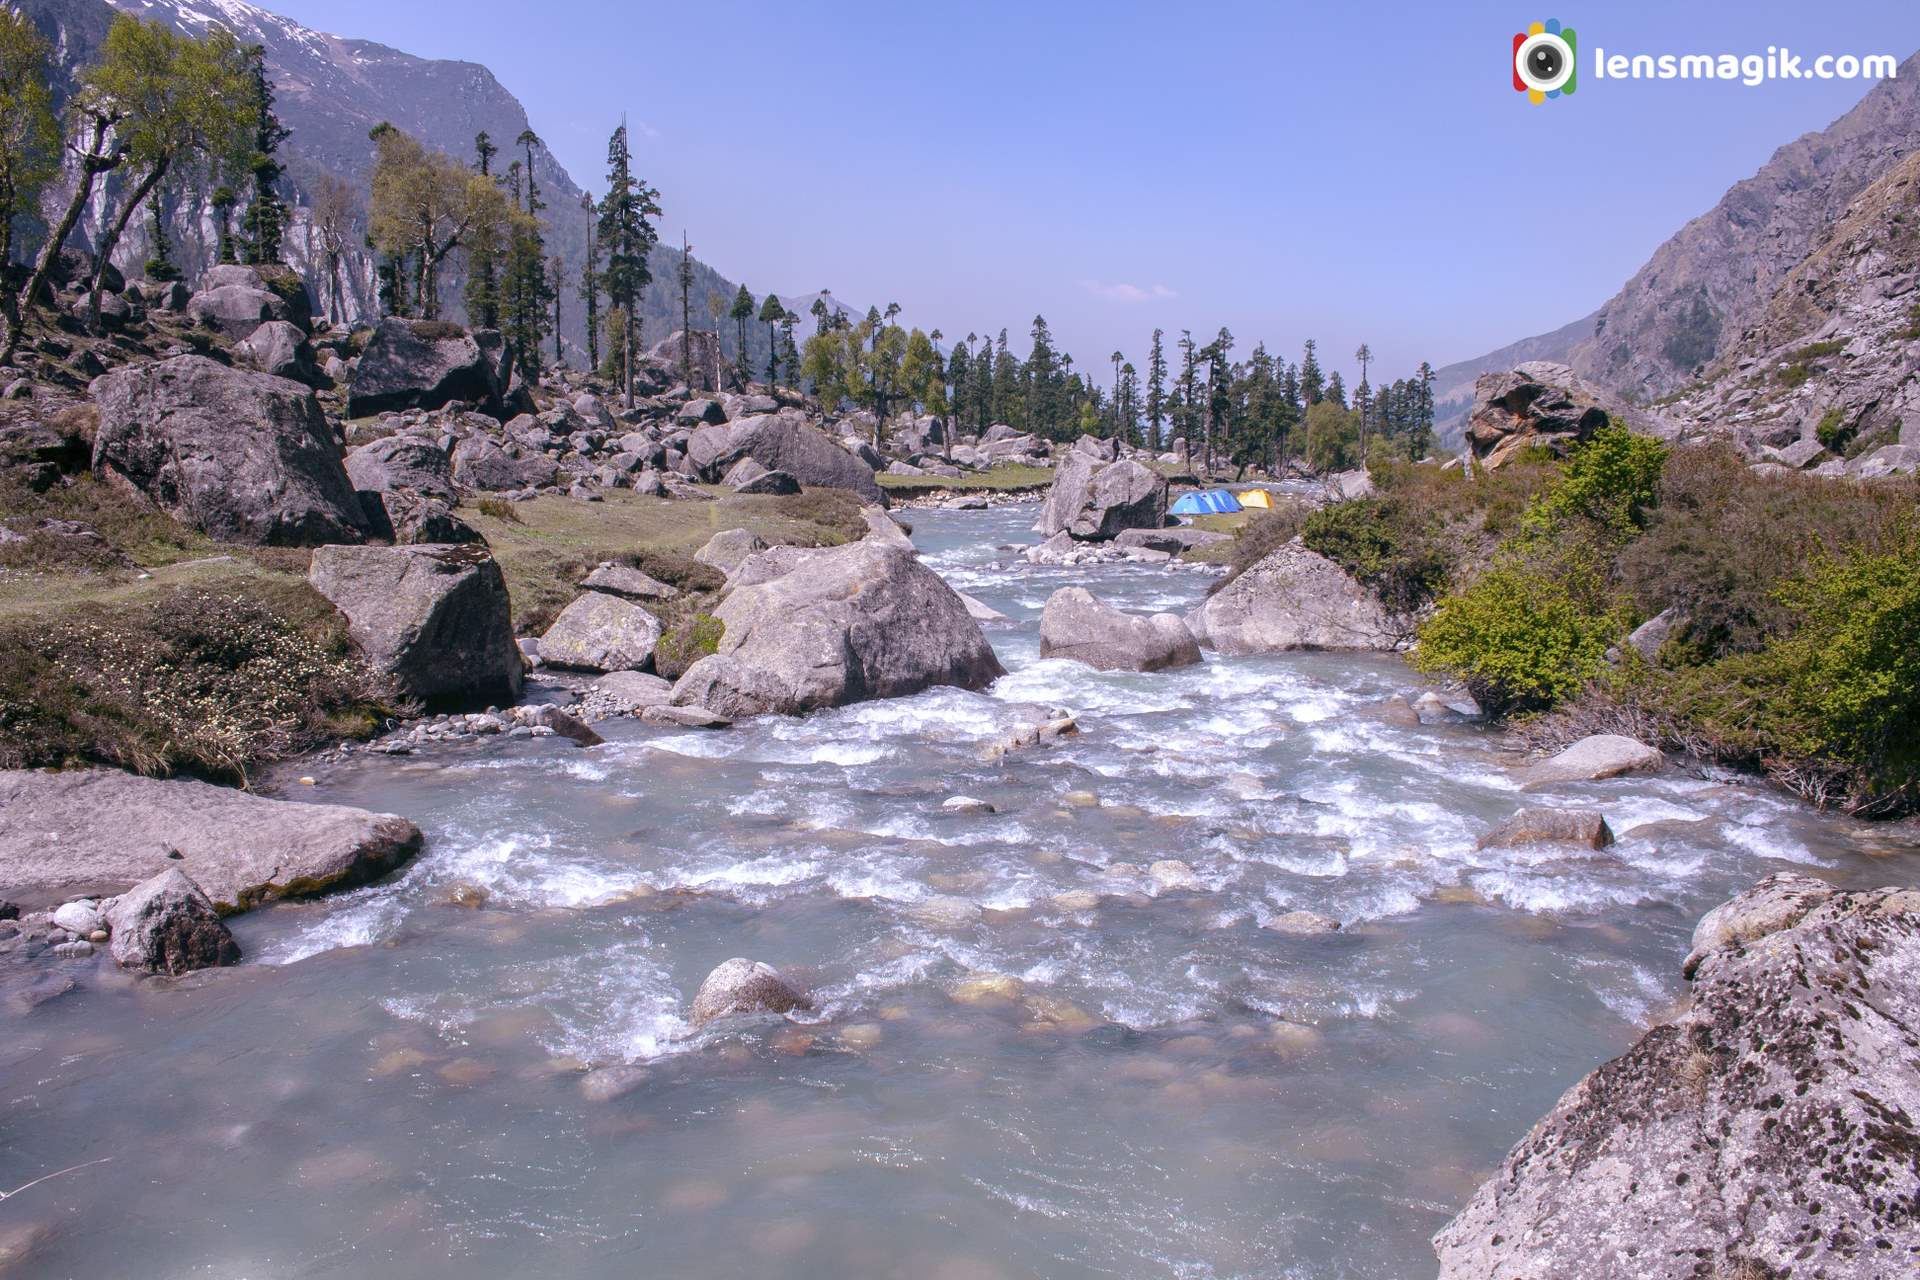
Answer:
[1186,539,1404,653]
[1039,587,1201,672]
[0,769,422,913]
[688,958,811,1028]
[91,355,372,546]
[308,543,522,709]
[672,540,1004,718]
[103,868,240,974]
[538,593,662,673]
[1434,872,1920,1278]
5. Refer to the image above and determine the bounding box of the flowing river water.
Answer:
[5,501,1917,1278]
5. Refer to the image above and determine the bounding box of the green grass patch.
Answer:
[877,463,1055,496]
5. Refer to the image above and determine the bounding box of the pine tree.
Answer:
[1175,330,1197,455]
[597,122,661,404]
[463,134,503,328]
[729,284,755,375]
[1300,339,1324,405]
[757,293,785,386]
[1145,328,1167,453]
[1327,370,1347,409]
[579,193,599,370]
[990,329,1019,428]
[971,335,993,433]
[1025,315,1061,437]
[239,44,289,264]
[473,130,497,176]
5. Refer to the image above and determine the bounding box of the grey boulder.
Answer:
[1434,873,1920,1278]
[235,320,318,385]
[581,562,676,601]
[538,593,663,673]
[693,527,769,577]
[347,318,513,418]
[0,769,422,913]
[1039,453,1168,540]
[671,540,1004,718]
[688,957,811,1028]
[686,410,886,505]
[1186,539,1403,653]
[1039,587,1201,672]
[91,355,372,546]
[1518,735,1665,789]
[103,868,240,975]
[308,543,522,709]
[1476,808,1615,850]
[345,434,456,501]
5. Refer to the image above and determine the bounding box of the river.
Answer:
[4,501,1912,1278]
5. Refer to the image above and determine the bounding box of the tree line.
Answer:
[0,10,290,362]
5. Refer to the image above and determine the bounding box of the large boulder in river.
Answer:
[0,769,422,913]
[538,593,662,673]
[688,957,811,1028]
[1039,587,1201,672]
[347,318,513,418]
[685,410,886,505]
[1039,453,1167,540]
[103,868,240,975]
[308,543,522,709]
[1433,873,1920,1278]
[91,355,373,546]
[671,540,1004,718]
[1186,539,1404,653]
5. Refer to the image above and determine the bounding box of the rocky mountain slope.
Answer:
[1568,51,1920,404]
[18,0,807,366]
[1661,147,1920,470]
[1438,51,1919,443]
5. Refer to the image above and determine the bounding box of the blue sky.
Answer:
[264,0,1917,384]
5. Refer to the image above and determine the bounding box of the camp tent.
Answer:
[1170,489,1243,516]
[1239,489,1275,509]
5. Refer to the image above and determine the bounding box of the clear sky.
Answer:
[262,0,1917,384]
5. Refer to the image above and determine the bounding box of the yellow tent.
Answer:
[1239,488,1276,509]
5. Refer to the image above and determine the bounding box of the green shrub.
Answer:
[1777,364,1811,389]
[1412,566,1622,716]
[1209,505,1309,592]
[1523,423,1669,542]
[1790,340,1845,362]
[653,611,724,680]
[1301,498,1449,615]
[1814,408,1851,452]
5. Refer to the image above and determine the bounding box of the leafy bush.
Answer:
[1301,498,1450,615]
[1303,401,1360,472]
[1411,565,1622,715]
[1617,444,1917,659]
[1523,423,1669,542]
[1777,364,1811,389]
[0,581,393,779]
[1814,408,1851,452]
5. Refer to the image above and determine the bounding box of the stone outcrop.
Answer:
[693,527,768,577]
[235,320,318,385]
[1435,873,1920,1278]
[90,355,372,545]
[0,769,422,913]
[1465,362,1619,469]
[308,543,523,709]
[537,593,663,673]
[688,957,810,1028]
[1039,587,1202,673]
[103,868,240,975]
[1039,453,1168,540]
[347,318,513,418]
[1186,539,1405,654]
[671,539,1003,718]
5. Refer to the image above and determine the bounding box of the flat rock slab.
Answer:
[0,769,422,914]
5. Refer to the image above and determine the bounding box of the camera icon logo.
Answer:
[1513,19,1577,103]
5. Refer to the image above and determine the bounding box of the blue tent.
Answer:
[1171,489,1243,516]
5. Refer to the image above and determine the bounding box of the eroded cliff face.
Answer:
[1566,52,1920,405]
